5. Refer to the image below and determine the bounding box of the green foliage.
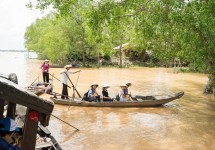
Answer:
[27,0,215,72]
[25,13,87,65]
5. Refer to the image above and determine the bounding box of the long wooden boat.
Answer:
[0,73,62,150]
[50,91,184,107]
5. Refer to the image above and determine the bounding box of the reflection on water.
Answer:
[1,52,215,150]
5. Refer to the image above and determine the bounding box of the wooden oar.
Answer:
[64,71,82,98]
[51,114,79,131]
[49,92,77,99]
[29,74,40,86]
[68,70,81,110]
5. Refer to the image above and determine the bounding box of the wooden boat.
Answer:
[27,82,53,96]
[0,73,62,150]
[50,91,184,107]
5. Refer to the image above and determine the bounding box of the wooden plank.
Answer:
[40,113,51,126]
[0,99,4,118]
[6,102,16,119]
[0,77,54,115]
[38,124,51,137]
[21,109,39,150]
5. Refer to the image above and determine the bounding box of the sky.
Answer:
[0,0,49,50]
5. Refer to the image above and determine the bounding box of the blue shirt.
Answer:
[87,89,96,97]
[0,138,20,150]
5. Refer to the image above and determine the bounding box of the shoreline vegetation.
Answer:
[48,60,205,73]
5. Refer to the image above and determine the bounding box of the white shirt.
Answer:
[61,69,72,84]
[119,90,128,102]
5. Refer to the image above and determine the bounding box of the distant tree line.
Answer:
[25,0,215,96]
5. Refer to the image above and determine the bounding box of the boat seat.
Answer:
[35,136,53,149]
[136,98,143,102]
[135,96,156,100]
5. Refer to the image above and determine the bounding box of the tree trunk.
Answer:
[119,44,123,68]
[213,72,215,99]
[80,25,86,67]
[97,52,101,68]
[82,50,86,67]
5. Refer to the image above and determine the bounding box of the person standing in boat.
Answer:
[102,84,113,102]
[88,83,100,102]
[60,65,80,99]
[0,118,21,150]
[41,59,50,83]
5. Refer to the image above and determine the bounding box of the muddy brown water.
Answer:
[1,56,215,150]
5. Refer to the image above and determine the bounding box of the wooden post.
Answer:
[0,99,5,118]
[213,72,215,99]
[119,44,123,68]
[6,102,16,119]
[21,109,39,150]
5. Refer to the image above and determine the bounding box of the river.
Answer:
[1,52,215,150]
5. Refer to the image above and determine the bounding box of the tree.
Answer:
[25,13,88,65]
[28,0,215,98]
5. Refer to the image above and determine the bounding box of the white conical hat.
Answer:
[91,83,99,87]
[102,84,110,88]
[64,65,72,69]
[120,83,127,87]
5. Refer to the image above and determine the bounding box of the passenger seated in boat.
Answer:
[119,84,133,102]
[102,84,113,102]
[0,118,21,150]
[124,83,132,95]
[87,83,101,102]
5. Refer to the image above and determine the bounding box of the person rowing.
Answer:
[60,65,80,99]
[41,59,50,83]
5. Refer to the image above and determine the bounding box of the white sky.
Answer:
[0,0,49,50]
